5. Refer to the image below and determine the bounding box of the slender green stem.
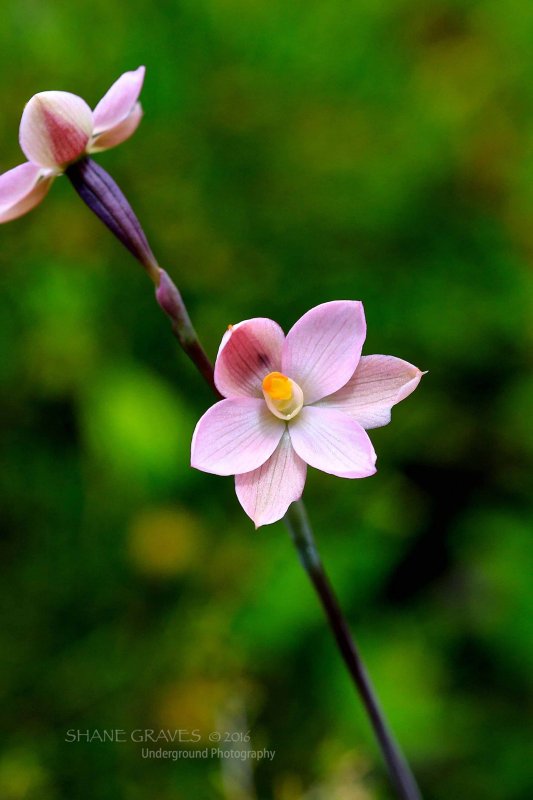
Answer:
[285,500,422,800]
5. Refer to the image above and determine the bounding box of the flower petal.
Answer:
[289,406,376,478]
[214,318,285,398]
[191,398,284,476]
[0,162,55,223]
[317,355,425,429]
[19,91,93,168]
[89,102,143,152]
[282,300,366,404]
[235,430,307,527]
[92,67,145,134]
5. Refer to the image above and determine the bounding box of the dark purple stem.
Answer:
[285,501,422,800]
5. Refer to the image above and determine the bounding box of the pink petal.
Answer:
[0,162,54,223]
[191,397,284,476]
[19,91,93,169]
[289,406,376,478]
[92,67,145,134]
[282,300,366,404]
[89,102,143,152]
[214,318,285,398]
[317,355,425,429]
[0,162,42,205]
[235,430,307,527]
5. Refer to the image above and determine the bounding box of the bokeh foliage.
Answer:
[0,1,531,798]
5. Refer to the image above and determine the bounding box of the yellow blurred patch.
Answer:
[128,506,204,577]
[156,678,229,734]
[0,749,48,799]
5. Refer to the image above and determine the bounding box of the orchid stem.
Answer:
[165,310,221,399]
[284,500,422,800]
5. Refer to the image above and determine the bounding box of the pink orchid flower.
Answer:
[0,67,145,223]
[191,301,424,527]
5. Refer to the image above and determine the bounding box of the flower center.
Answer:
[262,372,304,420]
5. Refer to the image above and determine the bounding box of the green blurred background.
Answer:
[0,1,531,798]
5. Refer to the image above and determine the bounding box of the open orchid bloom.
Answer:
[191,301,425,527]
[0,67,145,223]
